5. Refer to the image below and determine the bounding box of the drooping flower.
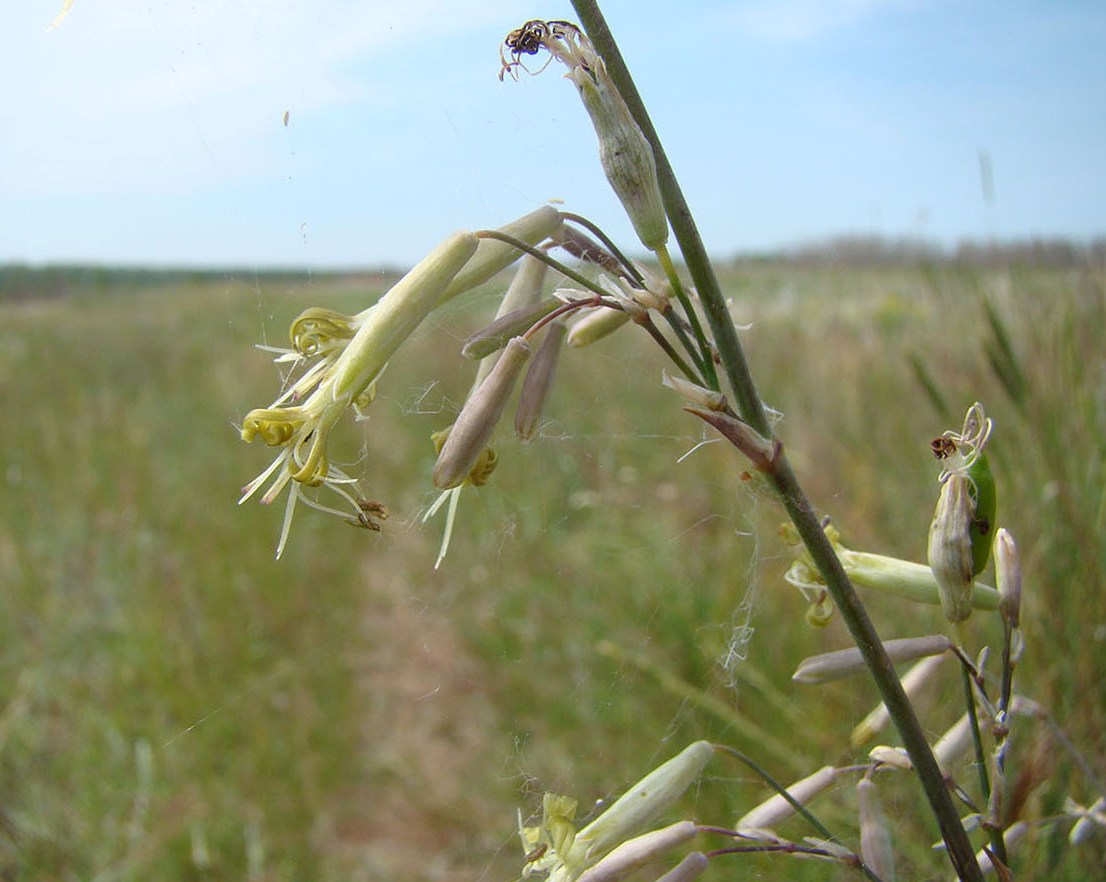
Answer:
[239,231,478,557]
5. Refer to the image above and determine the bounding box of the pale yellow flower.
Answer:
[239,231,478,557]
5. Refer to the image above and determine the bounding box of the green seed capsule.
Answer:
[967,452,997,577]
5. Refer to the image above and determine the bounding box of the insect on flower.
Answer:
[930,435,958,460]
[927,402,998,612]
[500,19,581,80]
[931,401,993,482]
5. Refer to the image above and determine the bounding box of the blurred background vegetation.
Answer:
[1,248,1103,880]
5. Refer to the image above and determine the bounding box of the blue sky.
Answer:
[3,0,1104,267]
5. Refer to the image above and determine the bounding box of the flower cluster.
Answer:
[239,201,688,559]
[238,207,565,557]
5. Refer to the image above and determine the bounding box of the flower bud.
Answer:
[783,523,1001,612]
[498,251,551,314]
[994,527,1021,629]
[574,821,697,882]
[568,305,631,347]
[574,741,713,862]
[792,635,952,684]
[851,653,947,746]
[736,766,839,833]
[932,712,973,775]
[661,371,726,411]
[857,777,896,881]
[868,746,912,770]
[515,320,567,441]
[432,336,531,489]
[462,298,559,360]
[927,474,978,622]
[440,206,562,302]
[1067,796,1105,846]
[469,254,551,394]
[651,852,709,882]
[502,24,667,251]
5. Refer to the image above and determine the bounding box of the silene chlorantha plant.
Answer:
[237,7,1104,881]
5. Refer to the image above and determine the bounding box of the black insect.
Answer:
[500,20,582,80]
[505,20,551,57]
[931,436,958,460]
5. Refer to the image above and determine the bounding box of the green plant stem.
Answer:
[962,666,991,804]
[570,3,983,879]
[999,619,1015,718]
[712,746,835,841]
[638,313,702,384]
[655,244,719,389]
[657,305,710,384]
[474,229,603,295]
[960,663,1009,867]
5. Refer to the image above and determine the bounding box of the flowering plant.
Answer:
[235,5,1104,880]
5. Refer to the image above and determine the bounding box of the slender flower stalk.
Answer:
[441,206,563,301]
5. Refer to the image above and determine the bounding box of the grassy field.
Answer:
[1,258,1104,881]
